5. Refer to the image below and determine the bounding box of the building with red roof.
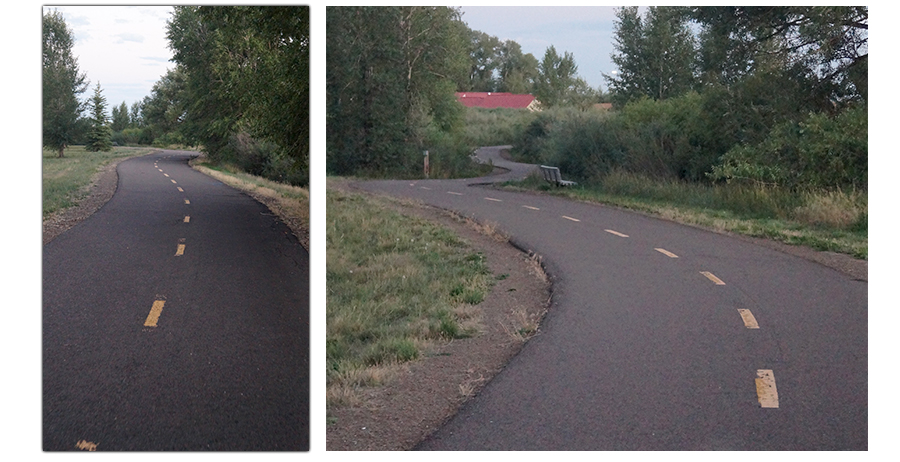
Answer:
[455,92,541,111]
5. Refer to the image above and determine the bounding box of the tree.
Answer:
[129,100,143,128]
[42,9,88,157]
[327,6,469,176]
[85,82,113,151]
[605,6,696,106]
[533,45,579,108]
[465,29,502,92]
[496,40,539,94]
[111,101,130,132]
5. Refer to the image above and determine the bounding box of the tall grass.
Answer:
[326,186,493,406]
[42,145,157,217]
[463,107,537,148]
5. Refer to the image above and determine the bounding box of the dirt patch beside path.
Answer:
[325,180,552,451]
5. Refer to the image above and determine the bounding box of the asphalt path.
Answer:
[43,150,309,451]
[354,146,867,450]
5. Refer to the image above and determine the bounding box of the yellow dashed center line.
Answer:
[164,173,169,177]
[604,229,628,237]
[420,186,432,190]
[485,197,502,202]
[184,216,190,223]
[522,205,540,210]
[700,271,726,285]
[171,179,177,184]
[177,187,184,192]
[144,300,165,327]
[175,239,186,256]
[562,215,580,222]
[738,309,760,329]
[184,199,190,205]
[655,248,679,258]
[447,191,463,195]
[755,369,779,408]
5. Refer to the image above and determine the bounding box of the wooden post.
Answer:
[423,150,429,178]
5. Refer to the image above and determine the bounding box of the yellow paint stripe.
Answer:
[420,186,432,190]
[700,271,726,285]
[177,187,184,192]
[184,199,190,205]
[755,369,779,408]
[447,191,463,195]
[655,248,679,258]
[175,243,185,256]
[738,309,759,328]
[522,205,540,210]
[171,179,177,184]
[184,216,190,223]
[144,300,165,327]
[164,173,169,177]
[605,229,628,237]
[562,216,580,222]
[485,197,502,202]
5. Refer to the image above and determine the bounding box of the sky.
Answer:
[46,5,175,111]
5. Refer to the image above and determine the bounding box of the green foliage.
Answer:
[463,107,537,148]
[710,104,867,190]
[326,6,470,177]
[85,82,113,152]
[42,9,88,158]
[534,45,580,109]
[162,6,310,186]
[606,6,696,106]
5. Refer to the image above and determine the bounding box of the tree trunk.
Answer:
[58,145,65,158]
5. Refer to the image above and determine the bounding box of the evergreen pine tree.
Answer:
[85,82,113,151]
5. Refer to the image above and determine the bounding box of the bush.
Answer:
[710,104,867,190]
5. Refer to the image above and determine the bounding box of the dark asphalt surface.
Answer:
[43,150,309,451]
[355,146,867,450]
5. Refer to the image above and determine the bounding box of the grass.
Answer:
[191,159,309,249]
[503,170,867,260]
[42,145,157,218]
[326,183,494,408]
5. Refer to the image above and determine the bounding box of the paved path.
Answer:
[354,146,867,450]
[43,150,309,451]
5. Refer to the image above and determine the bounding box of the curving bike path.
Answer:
[43,150,309,450]
[353,146,867,450]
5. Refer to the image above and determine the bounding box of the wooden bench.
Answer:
[539,165,577,187]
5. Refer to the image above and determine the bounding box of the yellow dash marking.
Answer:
[447,191,463,195]
[177,187,184,192]
[184,216,190,223]
[605,229,628,237]
[700,271,726,285]
[655,248,679,258]
[420,186,432,190]
[75,440,98,451]
[175,243,185,256]
[562,216,580,222]
[144,300,165,327]
[738,309,760,329]
[755,369,779,408]
[164,173,169,177]
[184,199,190,204]
[523,205,540,210]
[485,197,502,202]
[171,179,177,184]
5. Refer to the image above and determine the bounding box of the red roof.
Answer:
[456,92,537,109]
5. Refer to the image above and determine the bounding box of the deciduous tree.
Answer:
[42,9,88,157]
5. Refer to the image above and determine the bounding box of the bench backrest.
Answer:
[540,165,562,183]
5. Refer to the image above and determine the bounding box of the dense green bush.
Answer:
[710,104,867,190]
[463,107,537,148]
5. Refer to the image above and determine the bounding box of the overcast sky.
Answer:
[46,5,174,111]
